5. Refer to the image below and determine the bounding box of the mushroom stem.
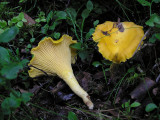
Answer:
[110,63,120,81]
[59,70,94,109]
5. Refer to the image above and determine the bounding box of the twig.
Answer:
[156,74,160,83]
[50,81,66,94]
[133,28,151,56]
[65,0,70,8]
[29,64,49,77]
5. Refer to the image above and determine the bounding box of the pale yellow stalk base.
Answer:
[59,70,94,109]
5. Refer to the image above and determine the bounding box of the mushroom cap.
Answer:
[92,21,145,63]
[28,34,77,78]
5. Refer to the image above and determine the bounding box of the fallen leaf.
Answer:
[152,87,158,96]
[57,91,74,101]
[77,72,92,91]
[50,81,66,94]
[156,74,160,83]
[130,77,156,100]
[23,12,36,25]
[29,85,41,94]
[115,88,123,104]
[93,71,109,80]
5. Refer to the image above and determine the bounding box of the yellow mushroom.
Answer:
[28,34,94,109]
[92,21,145,63]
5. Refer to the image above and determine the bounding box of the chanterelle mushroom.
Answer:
[28,34,94,109]
[92,21,145,63]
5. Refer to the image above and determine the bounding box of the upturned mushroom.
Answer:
[92,21,145,63]
[28,34,94,109]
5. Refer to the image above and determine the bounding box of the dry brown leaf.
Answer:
[23,12,36,25]
[77,72,92,91]
[50,81,66,94]
[29,85,41,94]
[93,71,109,80]
[130,77,156,100]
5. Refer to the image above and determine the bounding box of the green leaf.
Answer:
[30,38,35,43]
[86,0,93,11]
[79,50,89,61]
[53,32,61,39]
[101,60,112,66]
[70,42,82,50]
[133,73,139,78]
[22,18,27,22]
[46,11,54,23]
[0,28,4,34]
[19,0,27,3]
[16,48,20,56]
[0,77,6,86]
[155,33,160,40]
[1,62,23,79]
[0,20,7,28]
[1,98,11,115]
[68,111,78,120]
[21,92,33,104]
[149,34,156,43]
[0,59,28,79]
[131,102,141,108]
[0,46,11,64]
[0,2,9,6]
[93,20,99,27]
[8,20,13,26]
[85,28,95,40]
[40,18,47,22]
[1,97,21,115]
[11,17,19,23]
[18,12,25,20]
[17,21,23,27]
[10,91,21,98]
[56,11,67,20]
[66,8,77,20]
[92,61,102,67]
[0,26,19,43]
[35,18,40,23]
[27,44,32,48]
[153,0,160,3]
[81,9,90,19]
[137,0,151,6]
[122,100,130,108]
[20,59,29,66]
[41,24,49,34]
[95,8,102,14]
[146,13,160,27]
[49,21,61,31]
[105,68,110,71]
[127,67,135,73]
[145,103,158,112]
[39,11,45,16]
[145,19,154,27]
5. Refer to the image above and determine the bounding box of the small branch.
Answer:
[156,74,160,83]
[50,81,66,95]
[133,28,151,56]
[29,65,49,77]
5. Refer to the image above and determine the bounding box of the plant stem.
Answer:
[113,72,129,103]
[80,18,85,43]
[30,103,68,118]
[150,0,154,16]
[67,13,80,40]
[102,66,108,84]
